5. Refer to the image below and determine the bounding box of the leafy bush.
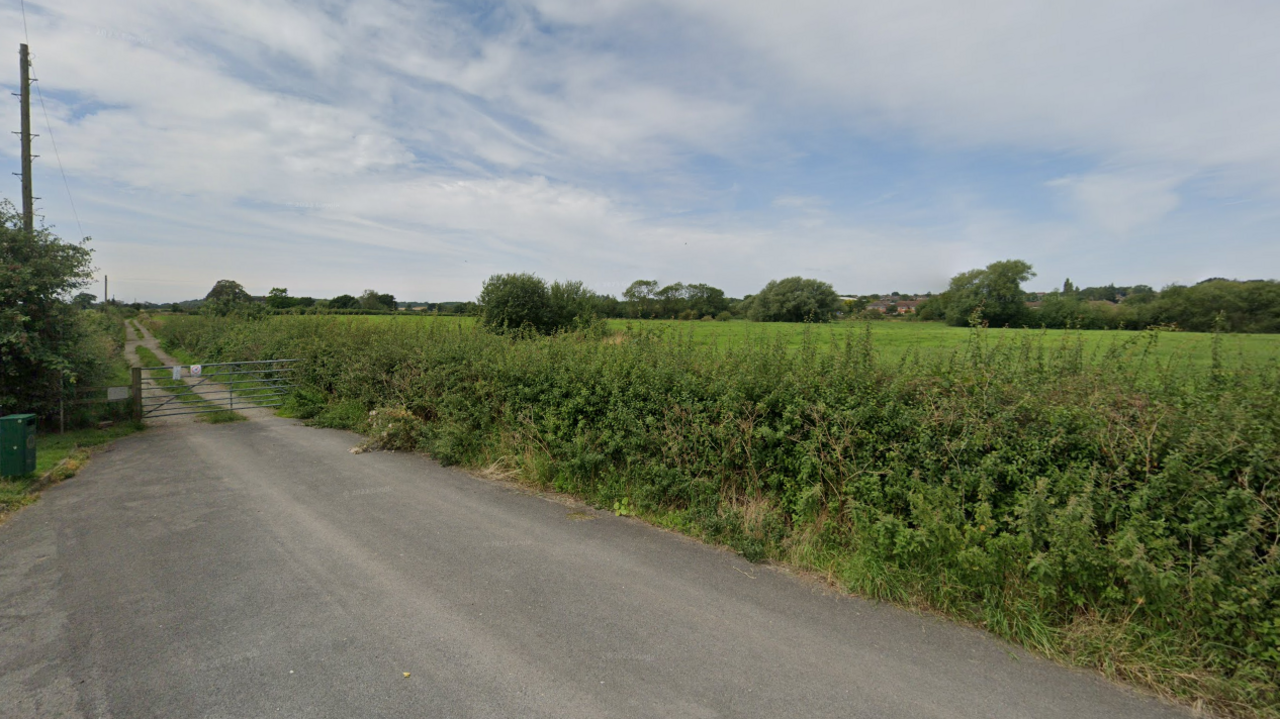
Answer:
[479,273,606,335]
[741,276,841,322]
[0,201,121,421]
[157,314,1280,716]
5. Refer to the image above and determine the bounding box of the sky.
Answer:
[1,0,1278,303]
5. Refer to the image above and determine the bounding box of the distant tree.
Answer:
[72,292,97,309]
[592,294,622,318]
[295,296,315,308]
[205,279,250,304]
[328,294,358,310]
[915,296,946,321]
[940,260,1036,327]
[1123,285,1156,304]
[358,290,396,311]
[623,280,659,318]
[742,277,841,322]
[202,279,252,316]
[266,287,297,309]
[1077,284,1121,303]
[684,283,729,317]
[1063,278,1076,294]
[479,273,552,334]
[1145,279,1280,333]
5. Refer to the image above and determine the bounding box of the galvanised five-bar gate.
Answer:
[133,359,299,421]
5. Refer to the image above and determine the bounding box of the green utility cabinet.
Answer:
[0,414,37,477]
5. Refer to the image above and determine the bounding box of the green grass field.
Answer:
[339,313,1280,368]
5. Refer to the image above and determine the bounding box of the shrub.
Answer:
[741,277,841,322]
[0,201,118,421]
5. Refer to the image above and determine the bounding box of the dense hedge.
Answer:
[157,314,1279,716]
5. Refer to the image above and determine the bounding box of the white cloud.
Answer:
[660,0,1280,186]
[1,0,1276,302]
[1048,172,1184,235]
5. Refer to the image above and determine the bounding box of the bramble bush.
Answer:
[157,313,1279,717]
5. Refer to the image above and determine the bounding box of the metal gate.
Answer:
[134,359,299,420]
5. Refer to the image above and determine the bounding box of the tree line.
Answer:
[192,263,1280,335]
[196,281,400,315]
[917,260,1280,333]
[476,273,845,334]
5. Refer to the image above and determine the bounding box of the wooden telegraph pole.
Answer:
[17,43,35,234]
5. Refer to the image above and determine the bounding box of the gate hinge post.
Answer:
[131,367,143,423]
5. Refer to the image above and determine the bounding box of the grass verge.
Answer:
[0,423,144,521]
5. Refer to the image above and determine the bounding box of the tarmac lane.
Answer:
[0,416,1192,718]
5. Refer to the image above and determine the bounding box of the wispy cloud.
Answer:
[1,0,1276,302]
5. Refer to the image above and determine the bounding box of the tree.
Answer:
[358,289,396,311]
[266,287,296,309]
[655,282,687,318]
[547,280,600,330]
[478,273,552,334]
[0,200,102,419]
[940,260,1036,327]
[741,277,841,322]
[329,294,358,310]
[623,280,659,318]
[203,279,252,316]
[72,292,97,309]
[684,283,729,317]
[205,279,250,304]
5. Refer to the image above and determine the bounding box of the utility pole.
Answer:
[17,44,35,234]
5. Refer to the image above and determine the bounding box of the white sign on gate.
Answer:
[172,366,182,381]
[190,364,202,377]
[107,386,129,401]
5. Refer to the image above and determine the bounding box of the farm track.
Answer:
[123,321,271,423]
[0,412,1193,718]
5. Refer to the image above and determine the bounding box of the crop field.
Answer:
[151,312,1280,718]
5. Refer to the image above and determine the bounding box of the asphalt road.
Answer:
[0,416,1191,718]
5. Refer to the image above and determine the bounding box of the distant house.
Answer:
[866,301,892,313]
[893,300,921,314]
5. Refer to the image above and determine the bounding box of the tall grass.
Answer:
[157,314,1279,717]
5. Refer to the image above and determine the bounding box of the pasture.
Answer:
[353,313,1280,368]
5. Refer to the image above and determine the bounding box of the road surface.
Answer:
[0,416,1191,718]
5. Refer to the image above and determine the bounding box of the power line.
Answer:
[18,0,86,240]
[33,73,85,239]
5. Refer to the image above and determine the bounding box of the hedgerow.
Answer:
[157,314,1279,717]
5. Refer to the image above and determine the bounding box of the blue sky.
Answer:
[2,0,1278,302]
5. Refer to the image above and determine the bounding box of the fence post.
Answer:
[131,367,143,423]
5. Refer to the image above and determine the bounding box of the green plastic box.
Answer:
[0,414,37,477]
